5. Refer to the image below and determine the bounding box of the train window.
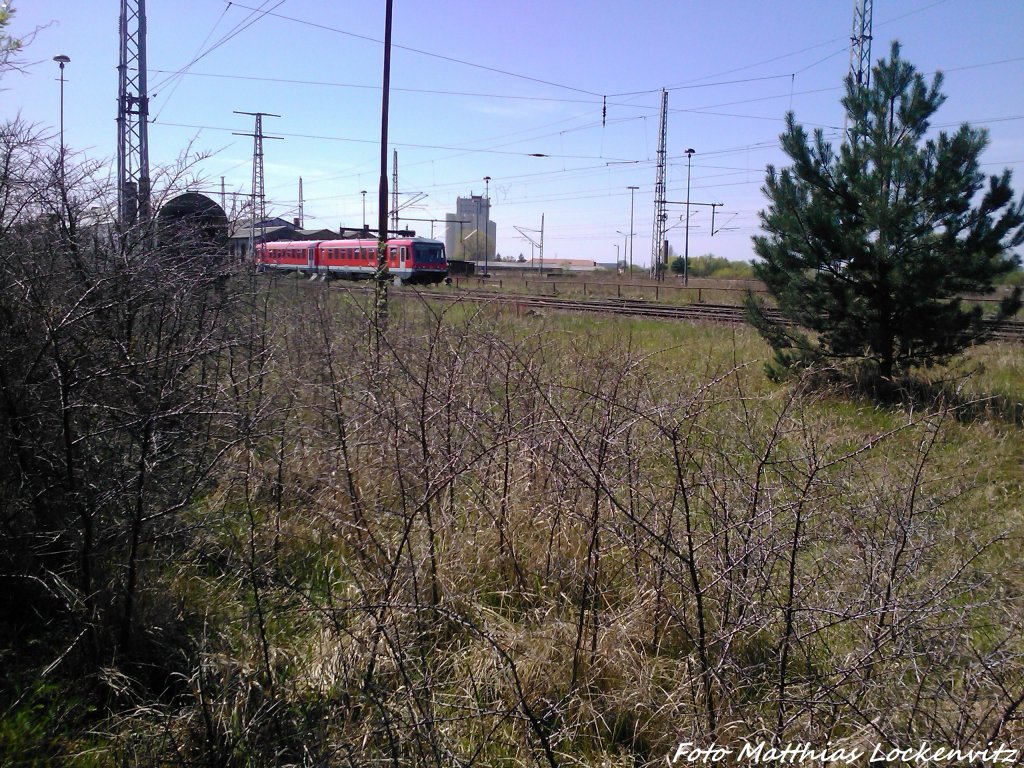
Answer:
[400,246,407,260]
[416,243,443,263]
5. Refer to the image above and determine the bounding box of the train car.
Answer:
[256,236,447,285]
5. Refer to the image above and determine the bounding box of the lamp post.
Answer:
[361,190,367,231]
[684,149,695,286]
[53,55,70,188]
[483,176,491,277]
[627,185,639,276]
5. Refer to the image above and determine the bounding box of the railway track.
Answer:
[409,287,1024,343]
[282,275,1024,343]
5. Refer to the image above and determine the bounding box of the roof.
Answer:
[228,224,295,241]
[294,228,339,238]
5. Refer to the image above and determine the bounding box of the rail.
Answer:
[450,276,1016,306]
[263,271,1024,343]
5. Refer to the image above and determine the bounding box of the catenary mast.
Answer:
[117,0,150,226]
[849,0,874,91]
[650,89,668,279]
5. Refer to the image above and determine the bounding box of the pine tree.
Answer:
[747,42,1024,381]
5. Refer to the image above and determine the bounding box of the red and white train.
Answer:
[255,236,447,285]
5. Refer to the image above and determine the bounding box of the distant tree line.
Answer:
[671,253,756,280]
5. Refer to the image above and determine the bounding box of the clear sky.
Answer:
[4,1,1023,266]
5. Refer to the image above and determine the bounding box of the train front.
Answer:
[408,238,448,285]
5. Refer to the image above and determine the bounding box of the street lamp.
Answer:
[483,176,491,277]
[53,55,70,188]
[683,149,695,286]
[627,185,639,276]
[361,190,367,231]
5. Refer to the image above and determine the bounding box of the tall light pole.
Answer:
[627,185,639,276]
[361,190,367,230]
[53,55,70,189]
[684,149,695,286]
[483,176,491,277]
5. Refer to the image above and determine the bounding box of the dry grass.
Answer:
[80,284,1024,765]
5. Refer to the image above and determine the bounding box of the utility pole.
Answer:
[683,148,695,286]
[650,89,668,280]
[375,0,394,328]
[627,185,639,276]
[117,0,150,227]
[298,176,304,228]
[233,111,282,262]
[483,176,491,277]
[540,213,545,274]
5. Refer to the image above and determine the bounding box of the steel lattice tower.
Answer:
[234,111,281,261]
[117,0,150,226]
[849,0,874,91]
[391,149,399,233]
[650,89,668,278]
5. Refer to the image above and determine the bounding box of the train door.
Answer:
[308,244,316,271]
[400,245,407,271]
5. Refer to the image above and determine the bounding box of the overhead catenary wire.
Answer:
[150,1,287,114]
[155,120,636,161]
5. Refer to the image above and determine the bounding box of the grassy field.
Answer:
[7,282,1024,765]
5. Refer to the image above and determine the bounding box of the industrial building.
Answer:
[445,195,496,264]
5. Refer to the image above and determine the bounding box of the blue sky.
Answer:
[4,1,1024,265]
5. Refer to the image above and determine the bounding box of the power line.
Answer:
[225,1,604,98]
[151,1,285,105]
[150,3,232,120]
